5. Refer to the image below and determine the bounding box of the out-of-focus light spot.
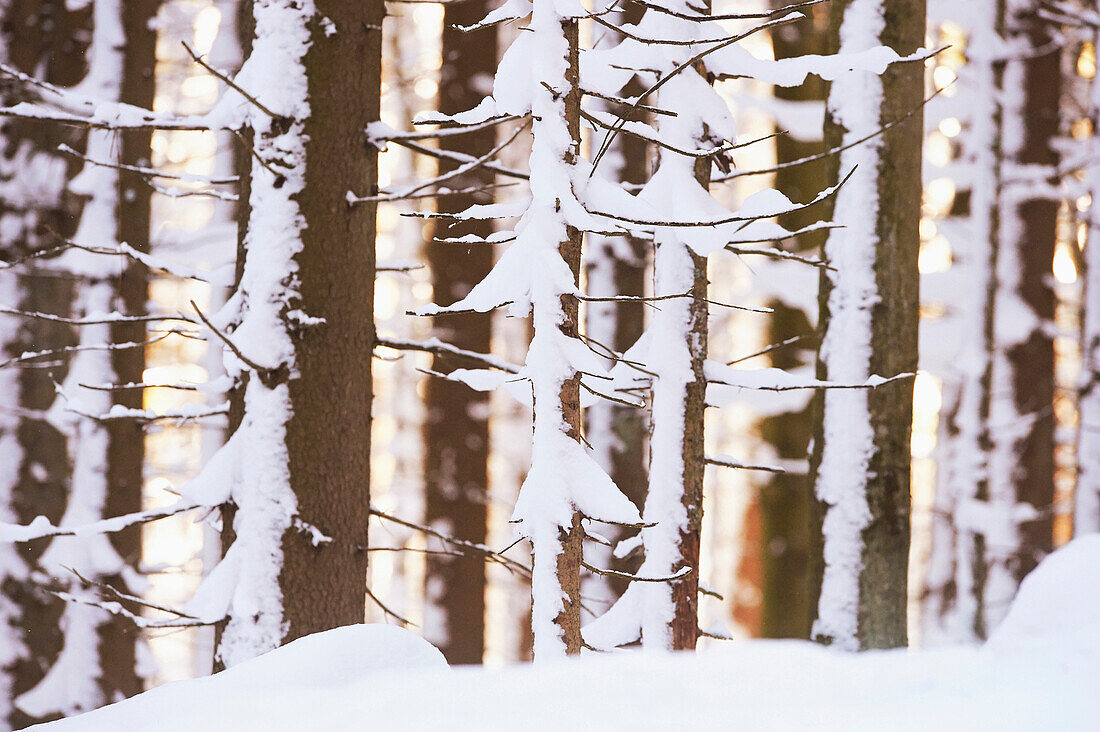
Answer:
[933,65,957,91]
[1053,241,1078,284]
[181,74,219,102]
[1078,194,1092,213]
[413,3,444,27]
[1072,118,1093,140]
[193,6,221,56]
[925,177,956,216]
[919,235,952,274]
[414,77,438,100]
[926,132,952,167]
[919,217,937,240]
[913,371,942,413]
[938,117,961,138]
[1080,42,1096,79]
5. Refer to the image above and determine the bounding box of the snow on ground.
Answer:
[35,537,1100,731]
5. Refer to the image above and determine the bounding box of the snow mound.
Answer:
[32,625,447,731]
[34,540,1100,730]
[987,534,1100,655]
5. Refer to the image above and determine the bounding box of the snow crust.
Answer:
[32,539,1100,731]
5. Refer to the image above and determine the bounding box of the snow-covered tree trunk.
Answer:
[584,2,650,604]
[994,3,1058,584]
[921,1,1003,646]
[213,0,381,665]
[98,0,158,698]
[10,0,151,719]
[756,3,829,640]
[1079,14,1100,537]
[922,0,1060,643]
[0,3,89,725]
[422,0,497,665]
[810,0,923,650]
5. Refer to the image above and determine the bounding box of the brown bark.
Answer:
[583,2,649,598]
[753,3,830,641]
[809,0,923,650]
[551,19,585,655]
[97,0,159,702]
[1006,9,1058,581]
[277,0,382,640]
[422,0,497,666]
[0,1,89,726]
[668,157,710,652]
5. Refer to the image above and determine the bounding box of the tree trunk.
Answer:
[217,0,380,665]
[810,0,923,650]
[922,0,1060,643]
[1001,3,1057,583]
[583,2,650,603]
[0,2,88,726]
[755,2,829,641]
[98,0,159,701]
[1079,13,1100,537]
[279,0,381,642]
[422,0,497,666]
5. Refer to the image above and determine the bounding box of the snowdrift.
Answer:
[34,537,1100,731]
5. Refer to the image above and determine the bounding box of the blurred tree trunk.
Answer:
[810,0,923,650]
[97,0,159,702]
[1003,5,1057,582]
[0,1,89,727]
[422,0,497,666]
[583,2,649,602]
[751,3,830,641]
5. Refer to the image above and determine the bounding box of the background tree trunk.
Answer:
[422,0,497,666]
[0,1,89,726]
[754,3,829,641]
[97,0,159,701]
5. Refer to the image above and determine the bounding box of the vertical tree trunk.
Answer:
[810,0,923,650]
[422,0,496,666]
[923,0,1060,643]
[216,0,380,665]
[583,2,650,602]
[0,2,87,726]
[756,3,829,640]
[1001,3,1057,582]
[98,0,159,701]
[554,19,584,655]
[279,0,381,642]
[1078,13,1100,537]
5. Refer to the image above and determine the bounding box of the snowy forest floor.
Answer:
[34,537,1100,731]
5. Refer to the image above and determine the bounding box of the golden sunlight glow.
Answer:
[925,132,952,168]
[193,6,221,55]
[938,117,961,138]
[925,177,956,217]
[919,235,952,274]
[1080,42,1096,79]
[1053,240,1079,284]
[933,65,957,91]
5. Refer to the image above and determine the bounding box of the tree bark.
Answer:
[422,0,497,666]
[583,2,649,601]
[1003,5,1057,582]
[754,3,829,641]
[278,0,382,641]
[810,0,923,650]
[98,0,159,702]
[0,1,88,726]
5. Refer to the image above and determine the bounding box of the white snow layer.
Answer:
[30,537,1100,731]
